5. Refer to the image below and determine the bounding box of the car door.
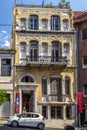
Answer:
[18,113,28,126]
[29,114,40,127]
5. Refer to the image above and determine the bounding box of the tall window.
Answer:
[82,28,87,40]
[42,19,48,30]
[83,84,87,96]
[66,106,71,119]
[42,106,47,118]
[63,19,69,31]
[82,56,87,68]
[30,41,38,61]
[28,15,38,30]
[50,76,62,101]
[20,42,26,59]
[42,77,47,95]
[51,41,62,61]
[65,77,70,95]
[51,16,60,30]
[1,59,11,76]
[51,106,63,119]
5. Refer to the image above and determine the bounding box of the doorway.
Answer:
[22,90,34,112]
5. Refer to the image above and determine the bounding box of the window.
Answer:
[82,56,87,68]
[42,19,48,30]
[63,19,69,31]
[28,15,38,30]
[83,85,87,96]
[51,106,63,119]
[1,59,11,76]
[30,41,38,61]
[51,41,62,62]
[66,106,71,119]
[50,76,62,101]
[21,76,34,82]
[42,77,47,95]
[42,106,47,118]
[65,77,70,95]
[51,16,60,30]
[82,28,87,40]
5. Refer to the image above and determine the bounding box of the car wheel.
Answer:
[38,123,44,130]
[11,121,18,127]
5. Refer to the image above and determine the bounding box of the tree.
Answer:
[58,0,70,9]
[45,2,54,8]
[0,90,8,105]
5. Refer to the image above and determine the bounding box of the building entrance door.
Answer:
[22,90,34,112]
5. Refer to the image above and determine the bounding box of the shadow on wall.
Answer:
[0,102,10,117]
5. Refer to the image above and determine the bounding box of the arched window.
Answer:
[28,15,38,30]
[51,16,60,30]
[65,76,70,95]
[21,75,34,83]
[51,41,62,61]
[29,41,38,61]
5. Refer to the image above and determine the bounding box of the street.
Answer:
[0,125,63,130]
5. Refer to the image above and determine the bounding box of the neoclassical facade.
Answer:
[12,5,76,128]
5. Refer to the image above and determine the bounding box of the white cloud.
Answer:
[4,40,10,47]
[0,30,10,48]
[1,30,7,34]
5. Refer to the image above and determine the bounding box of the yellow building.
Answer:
[12,5,76,128]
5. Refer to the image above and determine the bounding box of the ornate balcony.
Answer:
[26,55,67,69]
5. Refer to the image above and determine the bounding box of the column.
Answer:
[63,105,66,120]
[34,88,37,112]
[19,87,22,113]
[47,105,51,119]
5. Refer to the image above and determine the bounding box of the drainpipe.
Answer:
[76,25,81,127]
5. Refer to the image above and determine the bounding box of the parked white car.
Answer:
[7,112,45,130]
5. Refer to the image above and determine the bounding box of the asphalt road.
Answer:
[0,125,63,130]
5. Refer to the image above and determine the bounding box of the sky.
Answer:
[0,0,87,48]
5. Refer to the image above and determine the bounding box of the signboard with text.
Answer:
[77,93,83,113]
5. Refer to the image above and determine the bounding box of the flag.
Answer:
[42,0,44,7]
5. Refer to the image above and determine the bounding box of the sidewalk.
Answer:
[0,118,8,125]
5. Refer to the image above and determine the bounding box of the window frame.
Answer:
[1,58,11,76]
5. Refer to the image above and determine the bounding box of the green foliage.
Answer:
[0,90,8,105]
[58,0,70,9]
[45,2,54,8]
[31,4,37,7]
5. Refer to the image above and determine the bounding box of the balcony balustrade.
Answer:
[26,55,67,65]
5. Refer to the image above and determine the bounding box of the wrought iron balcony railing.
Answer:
[26,55,67,64]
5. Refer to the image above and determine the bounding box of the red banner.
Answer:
[15,92,20,113]
[77,93,83,113]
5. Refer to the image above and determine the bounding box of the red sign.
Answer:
[77,93,83,113]
[15,92,20,113]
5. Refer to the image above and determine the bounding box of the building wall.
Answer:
[0,50,15,117]
[13,6,76,128]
